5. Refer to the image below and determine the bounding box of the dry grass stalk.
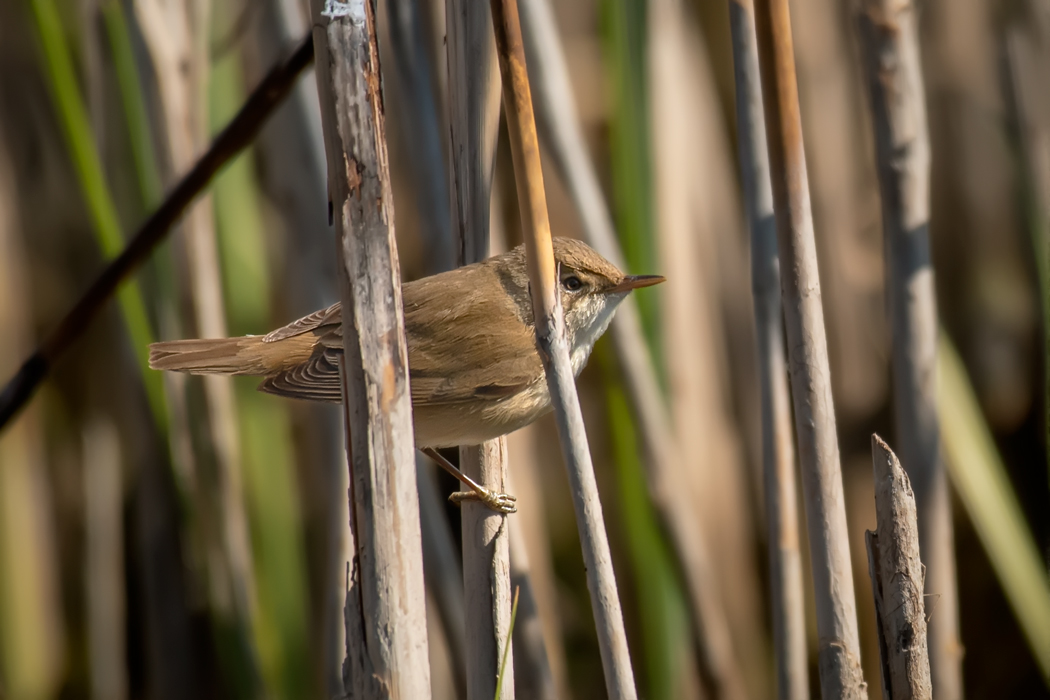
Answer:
[728,0,809,696]
[856,3,962,696]
[309,0,430,696]
[751,0,868,694]
[517,2,742,694]
[134,0,258,654]
[489,0,637,696]
[865,436,932,700]
[444,1,514,696]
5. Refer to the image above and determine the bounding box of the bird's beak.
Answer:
[606,274,666,294]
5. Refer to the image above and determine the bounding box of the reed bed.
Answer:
[1,0,1049,697]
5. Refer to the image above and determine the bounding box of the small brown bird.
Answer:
[150,237,663,509]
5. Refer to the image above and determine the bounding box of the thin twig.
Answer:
[856,3,961,696]
[0,34,314,431]
[488,0,637,696]
[727,0,808,697]
[751,0,868,694]
[309,0,430,696]
[866,435,932,700]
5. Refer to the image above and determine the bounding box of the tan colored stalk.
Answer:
[728,0,808,696]
[752,0,868,694]
[309,0,431,696]
[857,3,962,696]
[865,436,932,699]
[488,0,637,696]
[134,0,257,648]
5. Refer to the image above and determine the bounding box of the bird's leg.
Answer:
[420,447,517,514]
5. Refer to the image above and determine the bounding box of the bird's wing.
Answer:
[257,304,344,402]
[263,303,342,343]
[257,270,544,406]
[403,269,542,406]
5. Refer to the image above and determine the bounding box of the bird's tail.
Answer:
[149,336,277,376]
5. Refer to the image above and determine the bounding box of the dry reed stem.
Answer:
[135,0,258,652]
[388,0,454,272]
[728,0,809,697]
[517,1,742,694]
[444,1,513,696]
[309,0,430,696]
[865,436,932,700]
[751,0,868,694]
[856,3,962,696]
[489,0,637,696]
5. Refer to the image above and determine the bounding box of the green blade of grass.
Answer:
[939,331,1050,683]
[493,586,521,700]
[599,0,685,696]
[29,0,166,426]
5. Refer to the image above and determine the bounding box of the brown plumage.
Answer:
[149,238,663,448]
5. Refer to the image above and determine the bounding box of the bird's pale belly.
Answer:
[412,379,554,448]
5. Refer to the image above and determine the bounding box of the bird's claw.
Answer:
[449,488,518,514]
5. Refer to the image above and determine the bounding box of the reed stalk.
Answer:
[309,0,431,695]
[751,0,868,693]
[489,0,638,695]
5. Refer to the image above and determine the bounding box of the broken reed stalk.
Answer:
[444,2,514,696]
[727,0,808,697]
[516,2,743,695]
[488,0,637,696]
[751,0,868,695]
[308,1,430,697]
[0,35,314,431]
[865,436,933,700]
[856,4,962,697]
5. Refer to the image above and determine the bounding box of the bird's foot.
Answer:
[449,488,518,514]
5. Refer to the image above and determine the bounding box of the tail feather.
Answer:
[149,336,274,375]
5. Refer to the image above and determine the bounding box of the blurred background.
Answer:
[0,0,1048,698]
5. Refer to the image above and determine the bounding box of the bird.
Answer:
[149,237,664,510]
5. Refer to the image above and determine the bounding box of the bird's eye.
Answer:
[562,275,583,292]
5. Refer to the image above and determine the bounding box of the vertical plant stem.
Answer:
[444,1,513,696]
[309,0,431,696]
[135,0,260,685]
[388,0,454,272]
[488,0,638,696]
[751,0,868,694]
[865,436,932,700]
[518,2,738,695]
[856,3,962,696]
[727,0,808,697]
